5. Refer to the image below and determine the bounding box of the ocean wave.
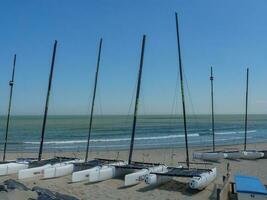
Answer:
[23,136,256,150]
[23,133,200,145]
[215,130,256,135]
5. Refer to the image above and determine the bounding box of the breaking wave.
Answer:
[23,133,200,145]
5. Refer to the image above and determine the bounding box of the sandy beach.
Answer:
[0,142,266,200]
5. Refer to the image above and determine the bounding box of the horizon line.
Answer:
[0,113,267,117]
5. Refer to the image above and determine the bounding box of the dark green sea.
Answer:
[0,114,266,152]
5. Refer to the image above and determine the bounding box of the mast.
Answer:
[210,67,215,152]
[85,38,103,162]
[3,54,16,161]
[38,40,58,161]
[175,13,189,168]
[244,68,249,151]
[128,35,146,164]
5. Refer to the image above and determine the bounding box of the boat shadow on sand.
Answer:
[83,175,125,186]
[137,179,200,195]
[137,179,217,199]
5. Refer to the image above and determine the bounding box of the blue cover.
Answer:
[235,175,267,195]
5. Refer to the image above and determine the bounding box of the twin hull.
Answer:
[145,167,217,190]
[18,164,52,179]
[124,165,168,186]
[225,151,264,160]
[189,167,217,190]
[89,162,129,183]
[0,163,29,176]
[242,151,264,160]
[42,163,74,179]
[193,152,226,161]
[41,160,84,179]
[72,161,128,183]
[18,160,79,179]
[194,151,264,160]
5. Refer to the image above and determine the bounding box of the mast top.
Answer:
[210,66,213,81]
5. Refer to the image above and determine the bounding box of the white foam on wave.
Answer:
[22,130,257,145]
[23,133,199,145]
[215,130,256,135]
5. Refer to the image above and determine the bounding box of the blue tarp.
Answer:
[235,175,267,195]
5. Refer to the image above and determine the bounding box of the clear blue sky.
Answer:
[1,0,267,115]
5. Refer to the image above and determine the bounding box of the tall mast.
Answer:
[244,68,249,151]
[210,67,215,152]
[175,13,189,168]
[128,35,146,164]
[38,40,58,161]
[3,54,16,161]
[85,38,103,162]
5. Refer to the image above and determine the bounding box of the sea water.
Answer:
[0,114,266,152]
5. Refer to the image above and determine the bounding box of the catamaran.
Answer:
[71,35,167,185]
[92,35,169,187]
[144,13,217,190]
[0,54,37,176]
[18,40,80,180]
[225,68,264,160]
[192,67,226,162]
[72,35,163,185]
[39,38,128,181]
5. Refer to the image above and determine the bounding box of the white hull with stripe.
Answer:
[124,165,167,186]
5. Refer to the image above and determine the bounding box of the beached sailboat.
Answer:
[93,35,169,187]
[225,68,264,160]
[0,55,37,176]
[78,35,166,185]
[72,36,154,183]
[73,35,167,185]
[144,13,217,190]
[41,38,127,181]
[193,67,226,162]
[18,41,79,180]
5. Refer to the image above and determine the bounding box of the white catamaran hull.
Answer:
[189,167,217,190]
[225,151,243,160]
[0,163,28,176]
[145,173,172,185]
[145,166,182,186]
[225,151,264,160]
[72,166,98,183]
[41,160,84,179]
[193,152,226,161]
[124,165,168,186]
[18,164,52,179]
[241,151,264,160]
[72,161,127,183]
[42,163,74,179]
[89,162,129,183]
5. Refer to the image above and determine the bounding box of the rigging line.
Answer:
[121,74,139,148]
[83,60,99,152]
[140,85,146,115]
[169,71,180,134]
[127,75,139,116]
[183,67,208,148]
[183,68,200,128]
[170,70,180,115]
[96,84,103,116]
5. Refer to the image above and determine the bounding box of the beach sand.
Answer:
[0,143,266,200]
